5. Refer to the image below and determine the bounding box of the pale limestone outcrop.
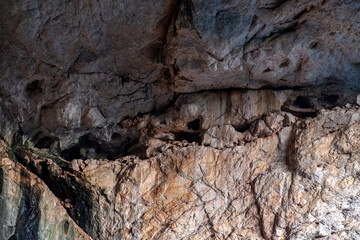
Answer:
[3,107,360,239]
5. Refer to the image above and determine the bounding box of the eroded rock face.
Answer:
[166,0,360,92]
[1,0,360,143]
[3,106,360,239]
[0,143,91,240]
[2,0,360,240]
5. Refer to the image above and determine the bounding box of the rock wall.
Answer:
[2,0,360,144]
[4,106,360,239]
[0,143,91,240]
[1,0,360,239]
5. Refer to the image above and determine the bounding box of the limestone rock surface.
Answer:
[2,106,360,239]
[0,143,91,240]
[2,0,360,239]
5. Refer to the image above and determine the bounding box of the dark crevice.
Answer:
[293,96,314,109]
[232,123,252,133]
[258,0,288,9]
[25,80,43,97]
[34,136,57,149]
[263,67,272,73]
[171,131,202,144]
[175,83,313,95]
[321,94,339,106]
[187,118,201,130]
[61,146,83,161]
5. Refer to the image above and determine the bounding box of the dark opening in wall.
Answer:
[322,94,339,106]
[282,96,318,118]
[34,136,57,149]
[60,132,142,161]
[232,123,251,133]
[25,80,43,97]
[60,135,107,161]
[172,131,201,144]
[187,119,201,130]
[293,96,314,109]
[61,145,82,161]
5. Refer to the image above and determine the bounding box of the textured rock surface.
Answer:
[166,0,360,92]
[2,0,360,143]
[2,106,360,239]
[0,143,91,240]
[2,0,360,239]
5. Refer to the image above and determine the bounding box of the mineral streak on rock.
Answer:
[1,0,360,239]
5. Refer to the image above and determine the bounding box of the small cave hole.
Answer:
[172,131,201,144]
[322,94,339,106]
[61,145,82,161]
[187,119,201,131]
[293,96,314,109]
[25,80,43,97]
[34,136,57,149]
[232,123,251,133]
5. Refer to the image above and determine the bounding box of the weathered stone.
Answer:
[2,107,359,239]
[166,0,360,92]
[2,1,360,239]
[1,0,360,145]
[0,143,91,240]
[202,125,242,148]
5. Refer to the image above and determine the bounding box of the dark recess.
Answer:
[172,131,201,144]
[61,145,83,161]
[293,96,314,109]
[25,80,42,97]
[60,135,106,161]
[34,136,57,149]
[232,123,251,133]
[60,133,141,161]
[321,94,339,106]
[187,119,201,130]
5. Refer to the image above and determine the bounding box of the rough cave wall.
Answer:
[1,0,360,239]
